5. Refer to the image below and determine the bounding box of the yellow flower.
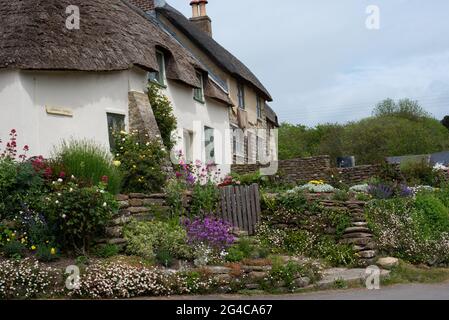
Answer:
[113,160,121,167]
[133,165,137,169]
[50,248,56,255]
[31,245,36,250]
[120,130,127,135]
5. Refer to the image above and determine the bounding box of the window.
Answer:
[148,50,166,86]
[194,71,205,103]
[237,82,245,109]
[204,126,215,163]
[107,113,125,150]
[183,130,194,164]
[256,132,266,163]
[256,96,263,119]
[231,125,245,164]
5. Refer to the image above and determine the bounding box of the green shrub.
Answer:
[283,230,316,255]
[314,237,356,266]
[147,83,178,151]
[400,160,437,186]
[190,182,220,216]
[51,140,122,194]
[156,249,175,267]
[123,220,192,262]
[366,197,449,265]
[2,240,26,259]
[332,190,351,202]
[414,193,449,236]
[264,260,321,291]
[37,181,117,253]
[165,179,187,217]
[92,244,120,259]
[225,238,256,262]
[113,131,167,194]
[35,245,59,262]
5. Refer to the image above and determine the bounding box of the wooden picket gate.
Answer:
[218,184,261,235]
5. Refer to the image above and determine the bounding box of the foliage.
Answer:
[92,244,120,259]
[229,172,268,186]
[366,196,449,265]
[183,215,235,251]
[190,182,220,216]
[442,116,449,131]
[373,98,431,120]
[147,83,177,151]
[400,160,439,186]
[37,180,117,253]
[293,182,336,193]
[264,260,321,291]
[278,101,449,165]
[51,140,122,194]
[332,190,351,202]
[0,258,61,299]
[2,239,26,259]
[313,237,356,266]
[123,220,192,262]
[165,179,187,217]
[225,238,267,263]
[113,130,167,194]
[35,244,59,262]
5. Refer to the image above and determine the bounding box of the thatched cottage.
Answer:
[0,0,277,174]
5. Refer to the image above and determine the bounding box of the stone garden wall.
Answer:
[232,156,385,186]
[98,193,170,247]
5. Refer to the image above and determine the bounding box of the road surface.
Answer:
[145,282,449,300]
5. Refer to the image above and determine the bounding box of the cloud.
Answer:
[167,0,449,126]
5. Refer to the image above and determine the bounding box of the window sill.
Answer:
[194,97,206,104]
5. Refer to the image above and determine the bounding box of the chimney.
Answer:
[128,0,155,12]
[189,0,212,37]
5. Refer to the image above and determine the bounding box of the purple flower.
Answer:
[183,215,235,250]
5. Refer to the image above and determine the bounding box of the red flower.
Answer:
[59,171,66,178]
[101,175,109,183]
[23,145,29,152]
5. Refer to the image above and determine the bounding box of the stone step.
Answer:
[344,227,371,234]
[356,250,377,259]
[341,232,373,239]
[340,238,375,246]
[128,207,151,214]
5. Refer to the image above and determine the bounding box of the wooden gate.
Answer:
[218,184,261,235]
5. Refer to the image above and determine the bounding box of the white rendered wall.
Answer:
[0,68,147,157]
[161,80,232,177]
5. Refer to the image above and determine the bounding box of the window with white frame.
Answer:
[232,125,245,164]
[107,113,125,151]
[256,131,266,163]
[148,50,166,86]
[247,131,257,164]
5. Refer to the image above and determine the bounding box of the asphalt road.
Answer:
[146,282,449,300]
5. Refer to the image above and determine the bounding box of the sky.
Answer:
[167,0,449,126]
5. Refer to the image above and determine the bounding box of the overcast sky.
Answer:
[167,0,449,126]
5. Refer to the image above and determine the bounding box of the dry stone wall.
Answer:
[232,156,385,186]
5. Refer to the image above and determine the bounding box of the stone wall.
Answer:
[232,156,331,184]
[98,193,170,247]
[232,156,387,186]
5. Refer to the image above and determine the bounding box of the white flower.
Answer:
[102,202,107,207]
[62,214,66,219]
[55,200,59,204]
[69,188,73,192]
[57,178,63,183]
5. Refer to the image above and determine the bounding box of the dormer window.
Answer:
[193,71,205,103]
[237,82,245,109]
[148,50,166,86]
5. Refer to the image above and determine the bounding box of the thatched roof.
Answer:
[265,104,279,127]
[0,0,204,88]
[156,3,273,102]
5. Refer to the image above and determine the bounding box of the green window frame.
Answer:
[148,50,166,86]
[107,113,125,151]
[194,71,205,103]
